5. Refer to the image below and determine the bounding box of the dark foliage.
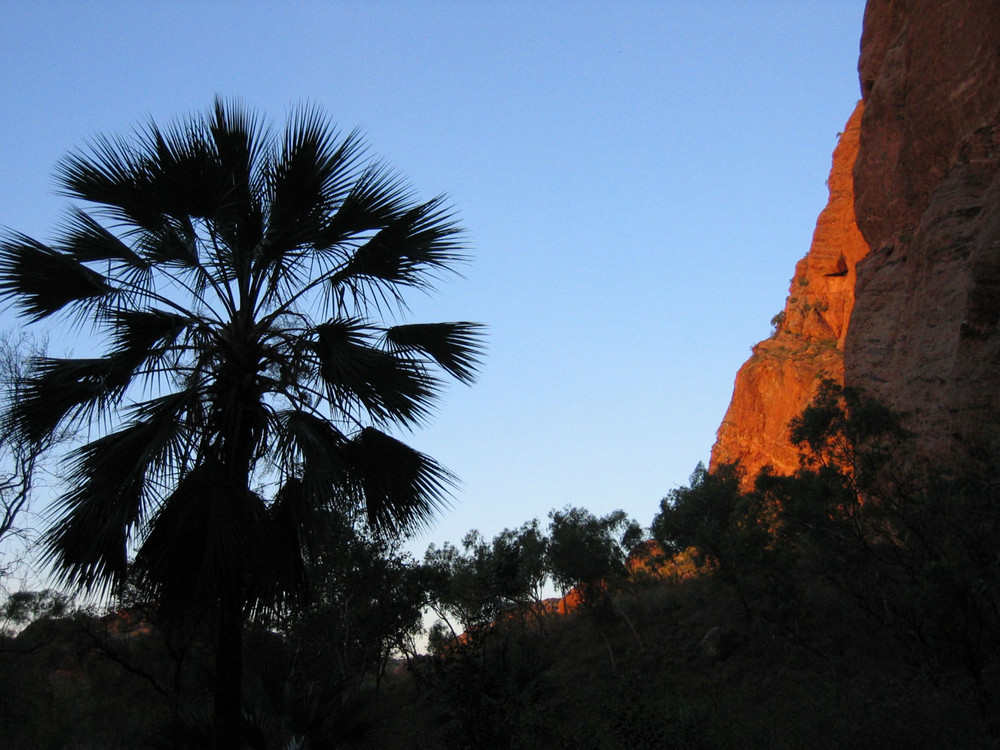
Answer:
[0,98,483,749]
[653,383,1000,743]
[3,381,998,748]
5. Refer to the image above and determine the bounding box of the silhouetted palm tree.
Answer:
[0,98,484,749]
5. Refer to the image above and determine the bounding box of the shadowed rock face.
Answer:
[711,102,869,483]
[848,0,1000,464]
[712,0,1000,481]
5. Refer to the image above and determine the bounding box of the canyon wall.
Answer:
[710,102,869,481]
[848,0,1000,464]
[712,0,1000,478]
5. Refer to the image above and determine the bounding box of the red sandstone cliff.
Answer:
[713,0,1000,478]
[848,0,1000,464]
[711,102,870,482]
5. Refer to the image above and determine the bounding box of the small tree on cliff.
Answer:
[0,98,484,749]
[789,379,906,482]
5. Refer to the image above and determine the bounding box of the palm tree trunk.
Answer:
[213,597,244,750]
[212,391,257,750]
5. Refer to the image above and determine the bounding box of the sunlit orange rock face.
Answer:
[848,0,1000,463]
[711,101,869,485]
[713,0,1000,481]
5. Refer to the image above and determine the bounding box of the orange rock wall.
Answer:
[847,0,1000,464]
[710,102,869,482]
[712,0,1000,481]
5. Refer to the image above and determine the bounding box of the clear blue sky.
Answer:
[0,1,866,560]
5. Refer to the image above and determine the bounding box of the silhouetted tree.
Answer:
[546,505,642,604]
[423,534,500,637]
[277,502,428,694]
[424,520,551,641]
[546,505,644,670]
[655,385,1000,735]
[0,333,68,589]
[0,98,484,749]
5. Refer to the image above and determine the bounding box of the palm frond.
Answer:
[314,319,439,427]
[133,462,267,615]
[43,395,191,592]
[330,196,466,307]
[250,477,311,614]
[315,163,415,249]
[44,487,132,593]
[0,232,114,321]
[345,427,455,535]
[108,307,191,355]
[59,206,149,269]
[208,96,268,257]
[14,358,122,443]
[285,104,366,204]
[384,322,487,383]
[14,312,198,445]
[251,162,418,316]
[262,107,367,262]
[104,307,196,388]
[57,116,227,278]
[55,130,163,229]
[142,118,224,222]
[135,219,201,267]
[275,409,349,493]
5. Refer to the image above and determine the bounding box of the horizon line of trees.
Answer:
[3,368,1000,746]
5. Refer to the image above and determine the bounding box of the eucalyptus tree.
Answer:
[546,505,643,604]
[0,98,484,748]
[424,520,551,636]
[0,332,66,587]
[547,505,644,671]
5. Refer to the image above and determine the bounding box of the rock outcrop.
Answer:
[712,0,1000,479]
[711,102,869,482]
[848,0,1000,464]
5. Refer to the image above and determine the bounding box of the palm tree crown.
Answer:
[0,97,485,618]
